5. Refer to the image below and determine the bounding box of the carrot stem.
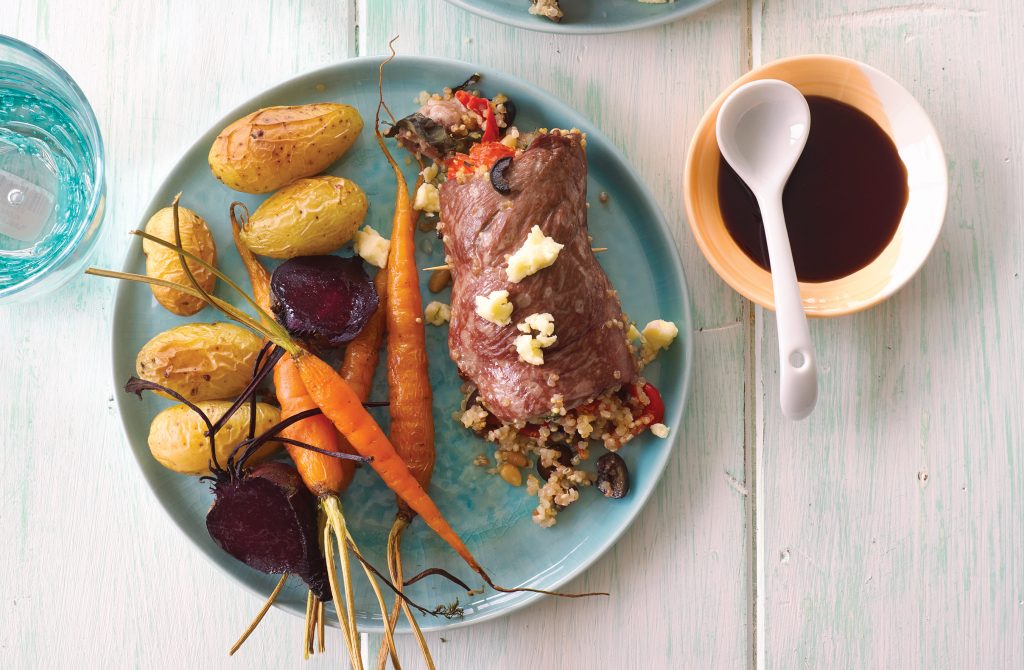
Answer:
[325,497,372,665]
[341,523,402,670]
[324,518,361,669]
[382,517,434,670]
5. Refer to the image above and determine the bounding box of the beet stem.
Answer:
[212,344,285,440]
[247,342,274,441]
[229,572,289,656]
[402,567,474,594]
[317,600,325,653]
[275,437,371,463]
[303,592,316,660]
[124,376,221,473]
[229,407,324,474]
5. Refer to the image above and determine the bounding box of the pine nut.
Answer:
[499,463,522,487]
[498,450,528,468]
[428,268,452,293]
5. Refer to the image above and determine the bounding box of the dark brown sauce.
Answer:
[717,95,909,283]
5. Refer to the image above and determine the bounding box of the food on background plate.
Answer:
[238,175,369,258]
[142,205,216,316]
[528,0,674,23]
[392,75,679,526]
[529,0,564,21]
[135,322,264,402]
[208,103,363,194]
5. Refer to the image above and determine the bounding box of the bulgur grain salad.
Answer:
[386,74,680,527]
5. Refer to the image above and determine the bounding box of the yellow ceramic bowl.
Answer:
[685,55,947,316]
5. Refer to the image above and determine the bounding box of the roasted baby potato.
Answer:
[148,401,281,476]
[135,323,264,402]
[142,206,217,316]
[208,103,363,194]
[239,176,368,258]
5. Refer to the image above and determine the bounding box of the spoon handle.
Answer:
[757,195,818,420]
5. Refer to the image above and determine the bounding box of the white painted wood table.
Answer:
[1,1,1021,668]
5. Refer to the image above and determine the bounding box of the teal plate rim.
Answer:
[110,54,694,633]
[442,0,722,35]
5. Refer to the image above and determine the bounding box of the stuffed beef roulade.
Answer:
[388,78,680,526]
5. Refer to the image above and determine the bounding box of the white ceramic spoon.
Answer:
[716,79,818,420]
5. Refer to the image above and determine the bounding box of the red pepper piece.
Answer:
[455,90,500,143]
[445,142,514,181]
[445,152,474,180]
[469,141,514,168]
[629,381,665,425]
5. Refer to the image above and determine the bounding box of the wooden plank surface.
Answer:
[360,1,752,667]
[754,1,1024,667]
[3,0,1023,668]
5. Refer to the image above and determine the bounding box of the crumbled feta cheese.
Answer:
[352,225,390,269]
[424,301,451,326]
[514,313,556,365]
[627,324,643,341]
[413,182,440,213]
[474,290,514,325]
[642,319,679,351]
[506,225,563,283]
[421,163,439,183]
[517,312,555,339]
[515,334,545,366]
[650,423,670,439]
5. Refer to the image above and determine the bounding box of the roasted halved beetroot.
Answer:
[206,461,330,600]
[270,255,378,349]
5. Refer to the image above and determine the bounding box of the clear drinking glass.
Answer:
[0,34,105,304]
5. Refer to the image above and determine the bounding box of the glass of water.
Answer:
[0,34,105,304]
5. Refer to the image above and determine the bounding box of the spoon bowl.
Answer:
[715,79,811,192]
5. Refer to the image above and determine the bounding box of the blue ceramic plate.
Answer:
[111,56,692,633]
[443,0,721,34]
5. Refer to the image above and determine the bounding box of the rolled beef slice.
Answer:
[440,132,636,423]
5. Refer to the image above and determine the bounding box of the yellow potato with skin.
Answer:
[208,103,363,194]
[143,206,217,316]
[240,176,368,258]
[135,323,264,402]
[148,401,281,476]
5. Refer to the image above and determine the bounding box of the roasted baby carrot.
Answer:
[374,113,437,667]
[340,266,389,404]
